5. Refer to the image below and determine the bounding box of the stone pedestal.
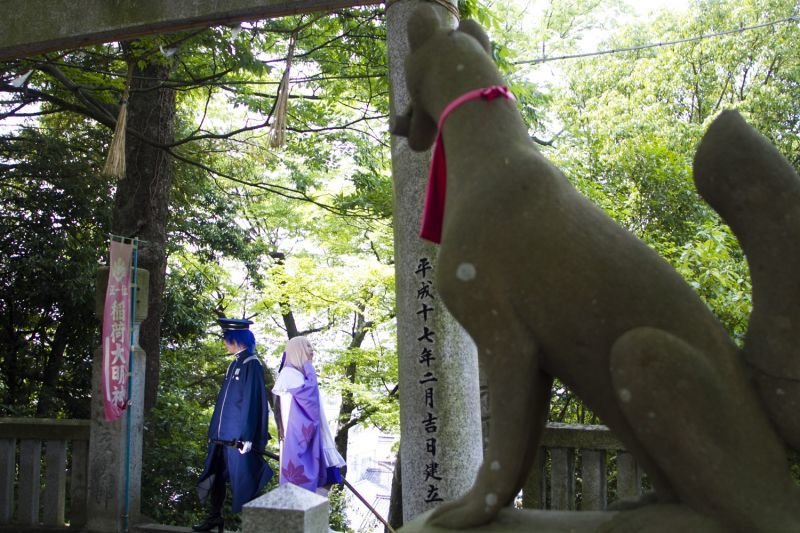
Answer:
[386,0,484,522]
[87,267,149,533]
[242,484,329,533]
[398,505,728,533]
[399,508,617,532]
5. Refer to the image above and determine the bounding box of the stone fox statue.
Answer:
[392,5,800,532]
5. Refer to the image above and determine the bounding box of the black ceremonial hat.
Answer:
[217,318,253,331]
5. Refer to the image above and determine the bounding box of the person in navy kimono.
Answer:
[193,318,273,533]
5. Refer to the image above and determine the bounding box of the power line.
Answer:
[514,14,799,65]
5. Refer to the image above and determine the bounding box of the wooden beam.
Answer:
[0,0,382,61]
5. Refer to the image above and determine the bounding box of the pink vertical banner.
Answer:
[101,239,133,422]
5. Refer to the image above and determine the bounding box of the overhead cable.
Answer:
[514,14,799,65]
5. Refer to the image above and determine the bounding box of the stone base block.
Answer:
[400,504,729,533]
[399,508,616,532]
[242,484,328,533]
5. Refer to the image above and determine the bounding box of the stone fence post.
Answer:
[87,267,149,533]
[242,484,329,533]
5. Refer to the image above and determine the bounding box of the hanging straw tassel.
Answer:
[103,62,134,178]
[269,34,297,149]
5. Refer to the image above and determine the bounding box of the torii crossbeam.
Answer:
[0,0,381,61]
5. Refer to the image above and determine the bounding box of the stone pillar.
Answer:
[87,267,149,533]
[386,0,483,523]
[242,484,329,533]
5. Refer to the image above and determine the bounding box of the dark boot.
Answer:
[191,513,224,533]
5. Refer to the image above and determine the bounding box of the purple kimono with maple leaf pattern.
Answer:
[277,361,345,492]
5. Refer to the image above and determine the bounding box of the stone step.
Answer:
[132,522,339,533]
[133,524,232,533]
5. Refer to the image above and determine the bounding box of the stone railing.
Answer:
[0,417,90,530]
[238,423,642,533]
[0,417,638,532]
[524,422,642,511]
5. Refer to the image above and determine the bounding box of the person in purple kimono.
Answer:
[272,336,345,495]
[193,318,273,533]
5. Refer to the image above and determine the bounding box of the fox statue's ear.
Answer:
[391,110,411,137]
[392,105,438,152]
[407,105,438,151]
[458,19,492,55]
[408,4,442,52]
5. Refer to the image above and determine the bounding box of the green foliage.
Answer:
[528,0,800,422]
[146,12,396,526]
[328,484,353,532]
[790,450,800,483]
[325,344,400,429]
[546,0,799,320]
[550,380,601,424]
[2,7,396,527]
[660,221,751,343]
[0,122,111,417]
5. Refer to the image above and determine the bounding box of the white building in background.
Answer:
[317,387,398,532]
[343,425,398,532]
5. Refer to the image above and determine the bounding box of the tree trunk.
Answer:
[387,447,403,531]
[270,251,301,338]
[111,54,176,413]
[335,359,357,461]
[334,305,370,463]
[35,319,69,416]
[1,303,19,410]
